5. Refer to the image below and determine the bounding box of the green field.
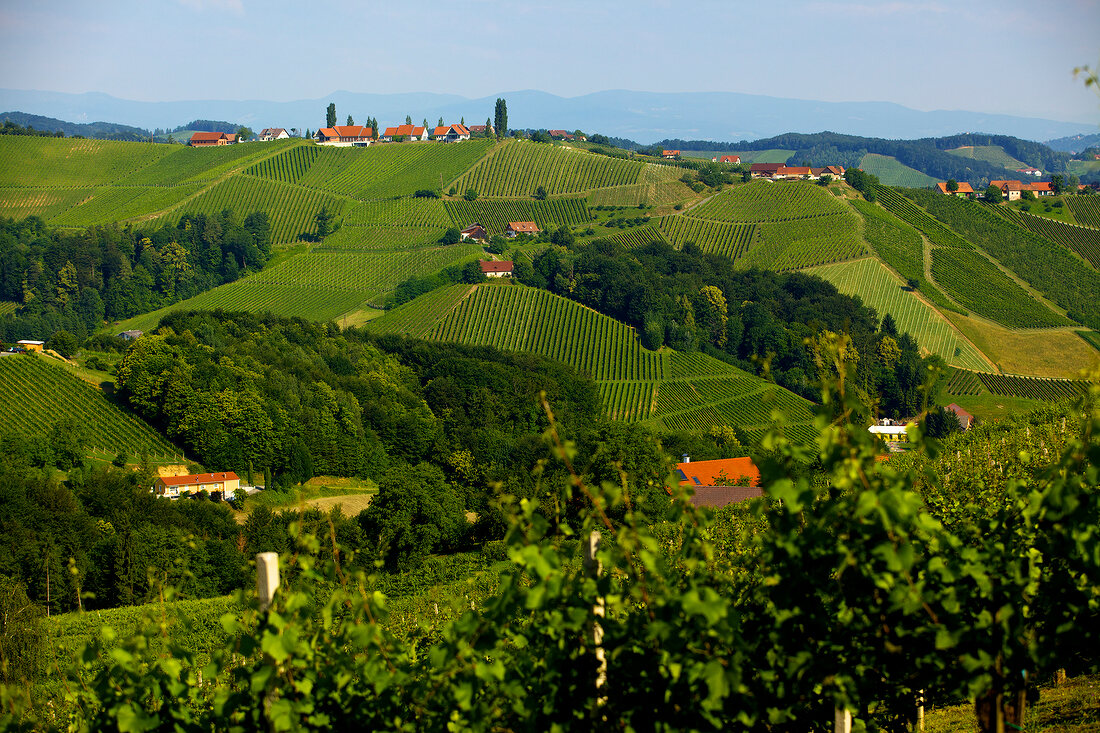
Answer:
[47,184,203,226]
[657,216,756,258]
[805,258,991,370]
[317,226,449,251]
[367,284,817,436]
[343,198,452,227]
[0,354,180,460]
[0,187,97,221]
[740,213,865,270]
[858,153,938,187]
[998,207,1100,270]
[450,140,658,197]
[443,197,590,235]
[945,145,1028,170]
[680,149,794,165]
[586,176,694,207]
[601,225,668,250]
[969,370,1092,401]
[874,187,973,249]
[687,180,851,222]
[1066,196,1100,229]
[0,136,174,187]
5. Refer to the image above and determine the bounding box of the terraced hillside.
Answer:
[998,207,1100,270]
[444,198,590,235]
[857,154,938,187]
[805,258,991,371]
[0,354,180,462]
[366,283,817,440]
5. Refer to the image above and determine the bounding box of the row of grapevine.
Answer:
[428,284,665,382]
[119,142,286,186]
[856,154,938,187]
[318,226,447,251]
[443,197,590,234]
[245,145,320,184]
[668,351,738,378]
[688,180,850,223]
[0,354,178,458]
[602,225,668,249]
[0,136,174,188]
[1077,329,1100,353]
[657,384,813,432]
[944,369,985,396]
[1065,196,1100,229]
[166,175,347,243]
[599,381,658,422]
[344,198,452,227]
[998,207,1100,270]
[0,186,95,222]
[875,186,973,249]
[48,184,202,226]
[451,141,645,197]
[367,284,475,338]
[929,248,1070,328]
[740,213,865,271]
[298,140,493,200]
[657,216,756,259]
[586,179,692,208]
[975,371,1092,401]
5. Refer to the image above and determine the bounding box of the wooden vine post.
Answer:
[584,530,607,708]
[256,552,279,612]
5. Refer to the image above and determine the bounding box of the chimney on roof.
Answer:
[682,455,690,463]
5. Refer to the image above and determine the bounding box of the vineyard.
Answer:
[904,189,1100,330]
[117,142,281,185]
[874,186,973,249]
[944,368,985,396]
[427,284,665,382]
[443,197,590,235]
[245,145,320,184]
[364,284,475,338]
[657,216,756,259]
[0,136,173,187]
[602,225,668,250]
[856,153,938,187]
[598,381,658,422]
[343,198,452,228]
[298,140,493,200]
[974,370,1092,401]
[740,213,865,270]
[0,354,180,460]
[805,258,992,370]
[998,207,1100,270]
[849,198,925,282]
[450,141,648,197]
[687,180,850,222]
[930,248,1070,328]
[1065,196,1100,229]
[0,187,96,222]
[1078,330,1100,353]
[48,184,203,226]
[316,226,448,252]
[586,177,693,207]
[164,175,347,243]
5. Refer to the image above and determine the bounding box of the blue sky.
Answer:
[1,0,1098,123]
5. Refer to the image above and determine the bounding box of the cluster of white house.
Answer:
[190,123,490,148]
[749,163,846,180]
[868,405,973,452]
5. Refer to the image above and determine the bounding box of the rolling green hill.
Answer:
[858,153,938,187]
[366,283,816,440]
[945,145,1028,170]
[0,353,180,462]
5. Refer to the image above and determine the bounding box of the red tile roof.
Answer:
[1027,181,1053,192]
[433,126,449,136]
[190,132,229,143]
[674,457,760,487]
[507,221,539,233]
[479,260,514,273]
[452,123,470,135]
[936,181,975,194]
[719,155,740,164]
[159,471,240,487]
[686,485,764,508]
[662,149,680,157]
[779,166,812,176]
[750,163,783,173]
[992,179,1025,191]
[945,403,974,428]
[383,124,425,137]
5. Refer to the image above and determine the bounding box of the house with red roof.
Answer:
[479,260,514,278]
[777,165,812,179]
[991,179,1026,200]
[935,181,976,197]
[945,403,974,430]
[460,223,488,242]
[468,124,493,136]
[548,129,574,140]
[671,456,763,509]
[259,128,289,141]
[712,155,741,164]
[381,124,429,142]
[662,150,680,159]
[506,221,540,238]
[749,162,783,178]
[153,471,240,499]
[316,125,373,146]
[1026,181,1054,196]
[189,132,234,147]
[433,123,471,142]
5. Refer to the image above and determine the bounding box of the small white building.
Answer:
[153,471,240,499]
[869,425,911,452]
[259,128,290,141]
[479,261,514,278]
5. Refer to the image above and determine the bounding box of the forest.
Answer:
[519,236,942,418]
[0,213,272,343]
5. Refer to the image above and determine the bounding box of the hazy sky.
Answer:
[1,0,1098,123]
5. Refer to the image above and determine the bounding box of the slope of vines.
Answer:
[451,141,646,197]
[443,198,590,234]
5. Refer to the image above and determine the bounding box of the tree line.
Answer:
[0,212,272,344]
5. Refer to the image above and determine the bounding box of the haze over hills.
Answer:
[1,87,1094,143]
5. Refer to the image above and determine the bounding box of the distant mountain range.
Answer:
[0,110,150,140]
[1,88,1094,144]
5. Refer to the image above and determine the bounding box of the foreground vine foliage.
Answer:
[3,358,1098,732]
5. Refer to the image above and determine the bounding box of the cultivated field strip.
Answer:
[668,351,739,378]
[657,383,814,432]
[586,176,692,207]
[298,140,493,200]
[245,145,321,184]
[451,141,646,197]
[317,226,448,251]
[365,284,475,338]
[443,198,590,234]
[0,187,96,221]
[930,248,1070,328]
[249,245,483,296]
[48,184,203,226]
[806,258,991,370]
[968,370,1093,401]
[857,154,938,188]
[0,136,175,187]
[0,355,178,458]
[688,180,850,222]
[1000,208,1100,270]
[117,142,283,185]
[164,175,347,243]
[1066,197,1100,229]
[344,198,452,228]
[1078,330,1100,353]
[945,369,986,396]
[875,186,973,249]
[428,284,665,381]
[658,217,756,259]
[603,225,668,249]
[740,213,865,270]
[599,381,658,422]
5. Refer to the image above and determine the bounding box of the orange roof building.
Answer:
[381,124,429,141]
[505,221,539,237]
[662,149,680,158]
[316,125,373,145]
[935,181,975,196]
[674,457,760,487]
[189,131,234,146]
[479,260,514,277]
[153,471,240,499]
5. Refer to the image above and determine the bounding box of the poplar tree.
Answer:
[326,103,336,129]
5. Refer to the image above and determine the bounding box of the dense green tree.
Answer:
[346,115,354,126]
[440,227,462,245]
[236,126,253,141]
[326,103,336,129]
[984,184,1003,202]
[494,98,508,138]
[464,188,479,201]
